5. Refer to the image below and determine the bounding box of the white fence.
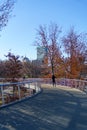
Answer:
[40,78,87,92]
[0,78,87,108]
[0,80,41,108]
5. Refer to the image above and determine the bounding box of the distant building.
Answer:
[32,59,41,65]
[23,56,30,62]
[37,46,48,63]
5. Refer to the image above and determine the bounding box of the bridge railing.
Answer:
[40,78,87,92]
[0,80,41,108]
[57,78,87,91]
[0,78,87,108]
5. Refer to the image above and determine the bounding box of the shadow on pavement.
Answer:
[0,87,87,130]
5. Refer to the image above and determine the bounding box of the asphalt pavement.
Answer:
[0,85,87,130]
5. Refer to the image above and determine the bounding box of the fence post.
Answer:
[1,85,5,105]
[18,84,21,99]
[28,83,30,89]
[35,82,37,92]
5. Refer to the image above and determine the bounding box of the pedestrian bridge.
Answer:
[0,78,87,108]
[0,80,41,108]
[0,83,87,130]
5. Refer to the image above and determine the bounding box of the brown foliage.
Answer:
[5,52,23,82]
[62,28,86,79]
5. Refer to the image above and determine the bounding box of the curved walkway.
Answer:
[0,84,87,130]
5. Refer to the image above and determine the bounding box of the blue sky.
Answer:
[0,0,87,60]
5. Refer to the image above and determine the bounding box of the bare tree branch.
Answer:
[0,0,15,30]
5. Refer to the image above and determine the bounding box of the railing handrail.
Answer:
[0,80,42,108]
[59,78,87,83]
[0,80,41,87]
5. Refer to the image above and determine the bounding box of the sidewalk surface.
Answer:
[0,84,87,130]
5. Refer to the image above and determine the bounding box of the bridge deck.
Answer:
[0,84,87,130]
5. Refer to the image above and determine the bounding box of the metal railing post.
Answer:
[1,85,5,105]
[28,83,30,88]
[35,82,37,92]
[18,84,21,99]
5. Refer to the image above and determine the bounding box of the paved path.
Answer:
[0,85,87,130]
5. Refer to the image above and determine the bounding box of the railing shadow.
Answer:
[0,86,87,130]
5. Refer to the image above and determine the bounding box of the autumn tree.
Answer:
[80,50,87,79]
[0,60,6,78]
[5,52,23,82]
[62,28,87,79]
[0,0,15,31]
[35,23,62,77]
[31,61,43,78]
